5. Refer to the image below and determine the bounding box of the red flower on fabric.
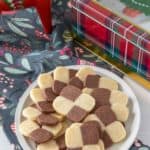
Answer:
[10,122,16,134]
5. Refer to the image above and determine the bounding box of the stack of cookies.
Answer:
[19,66,129,150]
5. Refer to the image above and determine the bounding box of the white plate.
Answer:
[15,65,141,150]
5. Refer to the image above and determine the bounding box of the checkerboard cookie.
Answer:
[83,88,129,122]
[22,105,60,126]
[94,106,117,127]
[65,121,104,150]
[22,103,64,122]
[85,104,129,126]
[19,120,40,137]
[84,106,127,148]
[53,85,95,122]
[19,118,65,144]
[38,73,57,102]
[83,74,118,93]
[52,67,77,95]
[90,88,129,122]
[34,115,64,139]
[30,87,57,104]
[21,104,65,143]
[69,67,96,89]
[85,88,128,108]
[19,120,54,144]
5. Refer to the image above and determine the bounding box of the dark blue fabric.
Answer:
[0,0,149,149]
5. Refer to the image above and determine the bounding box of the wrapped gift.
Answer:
[71,0,150,81]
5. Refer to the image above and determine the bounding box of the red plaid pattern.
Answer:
[71,0,150,80]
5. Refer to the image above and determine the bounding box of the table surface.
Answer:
[0,77,150,149]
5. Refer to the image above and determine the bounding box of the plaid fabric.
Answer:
[71,0,150,80]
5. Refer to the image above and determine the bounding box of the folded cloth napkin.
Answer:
[0,0,149,149]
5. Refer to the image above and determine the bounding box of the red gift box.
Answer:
[71,0,150,80]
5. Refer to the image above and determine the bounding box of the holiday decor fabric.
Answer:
[0,0,149,150]
[96,0,150,31]
[5,0,24,9]
[1,0,52,33]
[120,0,150,16]
[71,0,150,81]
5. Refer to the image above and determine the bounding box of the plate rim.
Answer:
[15,65,141,150]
